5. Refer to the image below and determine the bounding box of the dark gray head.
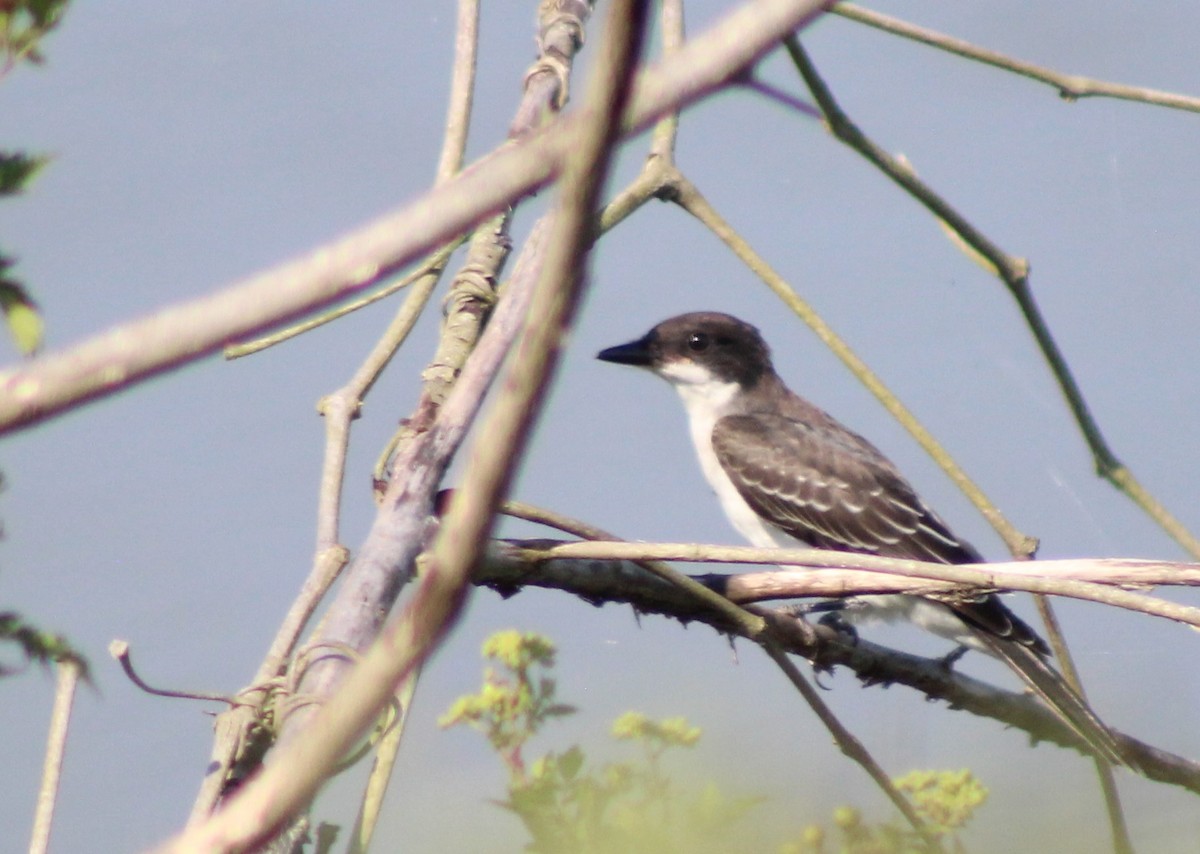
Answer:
[596,311,774,389]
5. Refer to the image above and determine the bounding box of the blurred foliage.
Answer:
[781,770,987,854]
[440,630,760,853]
[0,0,67,355]
[1,0,70,71]
[0,610,89,680]
[443,630,988,854]
[0,255,43,354]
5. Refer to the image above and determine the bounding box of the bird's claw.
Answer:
[818,610,859,646]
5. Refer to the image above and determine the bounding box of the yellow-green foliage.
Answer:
[445,630,987,854]
[781,770,987,854]
[893,769,988,837]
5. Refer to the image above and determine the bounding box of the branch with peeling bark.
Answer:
[476,538,1200,794]
[499,539,1200,628]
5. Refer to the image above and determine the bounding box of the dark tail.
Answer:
[976,632,1129,768]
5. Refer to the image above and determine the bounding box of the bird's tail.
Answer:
[977,633,1130,768]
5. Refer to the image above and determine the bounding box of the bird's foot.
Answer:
[817,610,859,646]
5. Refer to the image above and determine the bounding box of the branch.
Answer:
[834,3,1200,113]
[503,539,1200,628]
[475,540,1200,794]
[0,0,834,437]
[782,35,1200,558]
[154,0,656,848]
[188,0,484,823]
[28,657,84,854]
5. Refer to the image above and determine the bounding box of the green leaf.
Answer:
[0,276,43,355]
[559,745,584,781]
[0,611,90,680]
[27,0,71,29]
[0,151,50,195]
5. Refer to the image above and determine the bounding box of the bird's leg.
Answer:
[817,610,859,646]
[791,598,865,645]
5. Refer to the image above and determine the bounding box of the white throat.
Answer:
[657,359,780,549]
[658,359,742,459]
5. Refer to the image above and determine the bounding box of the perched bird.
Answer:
[598,311,1125,765]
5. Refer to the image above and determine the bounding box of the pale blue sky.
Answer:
[3,2,1200,851]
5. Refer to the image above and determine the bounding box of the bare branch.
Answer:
[782,35,1200,558]
[154,0,659,847]
[503,539,1200,627]
[0,0,835,438]
[834,3,1200,113]
[761,643,942,848]
[28,658,84,854]
[475,541,1200,793]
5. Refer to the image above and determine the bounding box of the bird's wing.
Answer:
[711,411,1048,653]
[712,411,975,563]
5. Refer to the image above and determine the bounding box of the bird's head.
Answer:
[597,311,773,392]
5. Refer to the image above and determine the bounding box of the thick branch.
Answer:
[504,539,1200,628]
[0,0,834,437]
[154,3,658,850]
[476,541,1200,793]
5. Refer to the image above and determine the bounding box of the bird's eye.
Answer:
[687,332,709,352]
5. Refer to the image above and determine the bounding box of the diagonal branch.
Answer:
[153,3,654,850]
[782,34,1200,558]
[0,0,834,437]
[834,3,1200,113]
[474,541,1200,794]
[502,539,1200,628]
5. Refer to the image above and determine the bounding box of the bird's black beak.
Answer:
[596,334,654,367]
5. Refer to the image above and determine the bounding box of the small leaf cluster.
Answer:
[444,631,988,853]
[1,0,70,70]
[0,0,67,355]
[439,629,575,778]
[782,769,988,854]
[441,630,761,853]
[0,610,89,679]
[0,150,48,355]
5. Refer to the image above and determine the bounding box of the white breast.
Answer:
[667,369,786,551]
[666,366,978,650]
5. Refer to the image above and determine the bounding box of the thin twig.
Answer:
[1031,600,1133,854]
[782,34,1200,558]
[155,2,654,848]
[502,497,768,638]
[0,0,836,438]
[109,640,234,704]
[761,643,941,850]
[782,35,1141,846]
[28,658,83,854]
[347,673,419,854]
[508,540,1200,627]
[222,237,466,359]
[834,3,1200,113]
[648,0,685,161]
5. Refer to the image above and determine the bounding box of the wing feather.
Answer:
[711,411,1047,654]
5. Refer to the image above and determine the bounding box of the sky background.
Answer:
[3,1,1200,851]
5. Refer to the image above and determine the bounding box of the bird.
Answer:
[597,310,1126,765]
